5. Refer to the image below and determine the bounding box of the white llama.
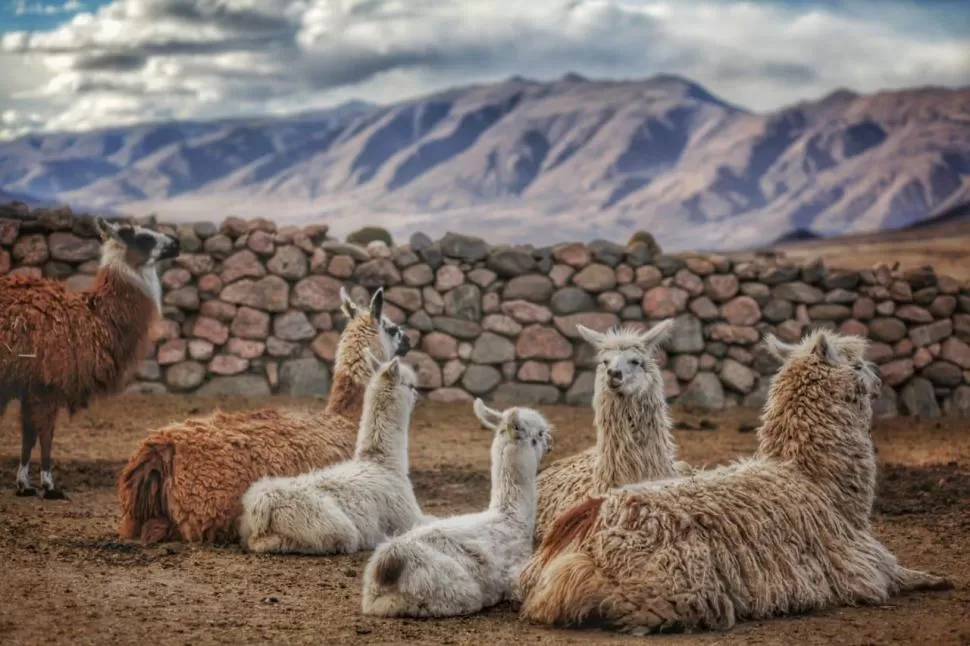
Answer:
[534,320,687,542]
[238,351,423,555]
[361,399,552,618]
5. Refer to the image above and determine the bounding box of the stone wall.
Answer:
[2,203,970,418]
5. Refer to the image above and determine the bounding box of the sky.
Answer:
[1,0,968,139]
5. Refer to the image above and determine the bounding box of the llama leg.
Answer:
[16,396,38,496]
[895,566,952,592]
[31,393,66,500]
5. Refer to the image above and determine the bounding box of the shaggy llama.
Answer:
[533,319,686,542]
[239,351,423,554]
[361,399,552,618]
[518,329,951,634]
[117,287,411,544]
[1,217,179,499]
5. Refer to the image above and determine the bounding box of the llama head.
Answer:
[337,286,411,368]
[95,217,181,269]
[363,348,420,414]
[763,329,880,428]
[473,399,553,468]
[577,319,674,398]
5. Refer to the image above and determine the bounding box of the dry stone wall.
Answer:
[3,203,970,418]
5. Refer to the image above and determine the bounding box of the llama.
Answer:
[116,286,411,544]
[239,351,423,554]
[361,399,552,618]
[518,329,951,634]
[0,217,179,499]
[533,319,686,543]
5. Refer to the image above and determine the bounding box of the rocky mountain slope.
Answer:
[1,76,967,251]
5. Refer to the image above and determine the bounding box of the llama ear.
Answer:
[640,318,674,348]
[811,332,841,365]
[764,333,796,362]
[473,398,502,430]
[384,356,401,380]
[370,287,385,320]
[506,409,521,439]
[94,217,120,242]
[340,286,359,319]
[576,324,606,348]
[363,347,383,375]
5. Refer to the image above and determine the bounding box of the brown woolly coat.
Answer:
[0,255,158,411]
[519,331,950,634]
[117,312,385,544]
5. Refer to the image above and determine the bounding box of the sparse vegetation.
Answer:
[347,226,393,247]
[627,229,662,256]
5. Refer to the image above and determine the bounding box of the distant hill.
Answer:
[0,78,967,251]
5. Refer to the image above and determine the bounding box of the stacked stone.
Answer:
[2,202,970,418]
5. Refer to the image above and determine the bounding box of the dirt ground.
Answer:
[0,396,968,646]
[771,217,970,280]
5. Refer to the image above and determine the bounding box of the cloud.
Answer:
[1,0,968,137]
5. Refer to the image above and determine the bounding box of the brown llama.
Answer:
[0,217,180,499]
[116,287,412,544]
[518,329,951,634]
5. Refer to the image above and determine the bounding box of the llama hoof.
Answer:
[42,488,68,500]
[15,486,38,497]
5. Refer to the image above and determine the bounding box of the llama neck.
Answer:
[489,446,537,530]
[759,403,876,526]
[86,262,161,372]
[325,369,367,421]
[592,370,677,491]
[354,395,411,473]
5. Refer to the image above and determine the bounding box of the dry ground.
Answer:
[0,396,968,646]
[770,219,970,280]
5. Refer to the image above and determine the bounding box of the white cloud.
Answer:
[1,0,968,137]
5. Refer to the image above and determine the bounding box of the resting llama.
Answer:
[239,351,423,554]
[117,287,411,544]
[1,217,179,499]
[533,320,686,542]
[518,329,951,634]
[361,399,552,618]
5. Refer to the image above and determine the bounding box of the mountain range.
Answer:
[1,75,968,251]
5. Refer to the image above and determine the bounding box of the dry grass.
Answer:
[771,220,970,281]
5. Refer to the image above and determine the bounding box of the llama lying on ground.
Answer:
[533,320,687,543]
[361,399,552,618]
[518,329,951,634]
[117,287,411,544]
[1,217,179,499]
[239,351,423,554]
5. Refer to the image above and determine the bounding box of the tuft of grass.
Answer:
[346,226,393,247]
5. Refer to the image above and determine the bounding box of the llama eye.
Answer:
[630,359,642,367]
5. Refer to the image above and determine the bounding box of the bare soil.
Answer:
[769,218,970,280]
[1,396,968,646]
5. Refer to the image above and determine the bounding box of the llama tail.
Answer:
[368,541,411,587]
[117,441,177,545]
[237,484,280,551]
[518,497,610,626]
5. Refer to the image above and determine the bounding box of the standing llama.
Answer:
[239,351,423,554]
[518,329,951,634]
[533,319,686,543]
[117,287,411,544]
[361,399,552,618]
[1,217,180,499]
